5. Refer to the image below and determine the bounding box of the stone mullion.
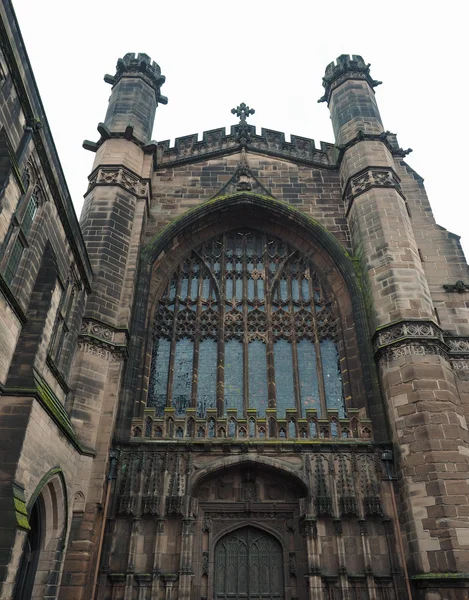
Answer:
[190,262,202,410]
[242,235,249,415]
[178,519,196,600]
[150,519,166,598]
[311,281,327,418]
[166,269,183,408]
[286,262,302,415]
[217,235,227,416]
[381,518,402,600]
[329,461,348,599]
[358,520,376,600]
[123,455,146,600]
[264,234,276,409]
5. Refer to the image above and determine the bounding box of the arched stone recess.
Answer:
[117,192,385,441]
[188,454,309,498]
[190,459,306,600]
[14,467,69,600]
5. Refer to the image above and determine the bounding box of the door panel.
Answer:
[215,527,283,600]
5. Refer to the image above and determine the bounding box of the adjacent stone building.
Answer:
[1,2,469,599]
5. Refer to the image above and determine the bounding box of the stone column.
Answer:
[59,54,167,600]
[321,55,469,590]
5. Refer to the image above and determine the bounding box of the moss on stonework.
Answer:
[411,573,469,580]
[143,191,352,264]
[12,483,30,531]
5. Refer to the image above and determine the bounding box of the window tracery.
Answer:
[148,230,345,419]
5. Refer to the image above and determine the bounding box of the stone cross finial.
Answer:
[231,103,255,123]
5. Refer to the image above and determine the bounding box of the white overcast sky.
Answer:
[12,0,469,259]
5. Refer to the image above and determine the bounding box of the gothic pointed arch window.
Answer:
[148,230,346,418]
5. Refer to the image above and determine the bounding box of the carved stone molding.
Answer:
[87,165,149,199]
[81,318,115,342]
[450,360,469,371]
[78,319,128,361]
[446,338,469,353]
[77,340,124,362]
[376,321,469,369]
[381,343,445,363]
[374,320,443,354]
[343,167,403,214]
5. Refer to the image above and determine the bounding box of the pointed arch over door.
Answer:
[215,527,284,600]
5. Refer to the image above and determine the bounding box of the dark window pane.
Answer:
[148,338,171,415]
[225,339,243,414]
[172,338,193,415]
[197,339,217,417]
[321,339,346,417]
[274,339,295,417]
[297,339,321,416]
[4,237,24,285]
[21,193,38,236]
[248,340,268,416]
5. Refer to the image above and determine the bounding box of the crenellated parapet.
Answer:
[104,52,167,103]
[318,54,382,105]
[156,126,335,167]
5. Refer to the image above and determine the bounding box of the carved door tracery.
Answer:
[214,527,284,600]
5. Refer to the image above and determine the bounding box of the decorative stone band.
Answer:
[374,320,443,353]
[156,126,334,168]
[375,320,469,370]
[78,319,129,361]
[336,130,412,166]
[77,340,125,362]
[87,165,149,200]
[343,166,403,214]
[131,407,372,442]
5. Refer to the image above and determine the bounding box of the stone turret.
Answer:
[323,56,469,590]
[102,52,167,144]
[60,54,166,600]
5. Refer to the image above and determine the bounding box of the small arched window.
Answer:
[148,230,345,419]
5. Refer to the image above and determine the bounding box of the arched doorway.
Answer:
[14,498,43,600]
[214,527,284,600]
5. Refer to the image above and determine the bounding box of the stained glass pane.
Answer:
[248,340,268,415]
[190,277,198,298]
[302,278,310,299]
[225,340,243,414]
[247,279,255,300]
[292,278,299,300]
[180,278,188,298]
[321,339,346,417]
[297,339,321,416]
[148,338,171,416]
[201,278,210,299]
[274,339,295,417]
[226,278,233,299]
[257,278,264,299]
[235,278,243,298]
[197,339,217,417]
[279,279,288,300]
[172,338,193,415]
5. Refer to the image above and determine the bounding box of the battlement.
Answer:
[104,52,166,95]
[157,125,335,167]
[319,54,382,104]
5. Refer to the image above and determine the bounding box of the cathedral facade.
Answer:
[1,3,469,600]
